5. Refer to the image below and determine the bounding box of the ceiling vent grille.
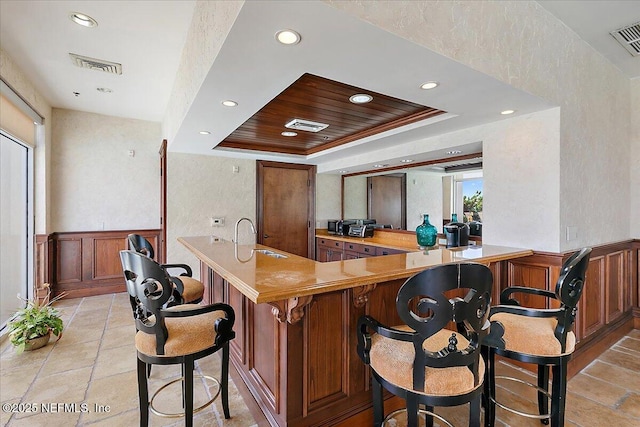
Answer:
[285,118,329,133]
[69,53,123,74]
[610,22,640,57]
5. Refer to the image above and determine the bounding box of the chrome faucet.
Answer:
[233,217,256,244]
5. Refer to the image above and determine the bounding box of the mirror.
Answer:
[342,155,483,233]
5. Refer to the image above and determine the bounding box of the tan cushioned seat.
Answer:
[490,312,575,357]
[369,326,484,397]
[136,304,226,357]
[178,276,205,303]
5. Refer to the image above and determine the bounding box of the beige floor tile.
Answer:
[583,360,640,392]
[599,347,640,372]
[90,344,137,380]
[99,324,135,350]
[15,366,92,420]
[567,372,627,407]
[0,364,39,401]
[565,391,639,427]
[618,392,640,419]
[617,336,640,353]
[82,371,139,424]
[6,407,81,427]
[38,340,100,377]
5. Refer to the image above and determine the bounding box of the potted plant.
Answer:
[8,288,65,353]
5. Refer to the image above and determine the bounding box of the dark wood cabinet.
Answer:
[316,238,344,262]
[316,237,406,262]
[344,242,376,259]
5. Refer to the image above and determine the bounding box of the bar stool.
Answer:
[357,262,493,427]
[119,249,235,427]
[482,247,591,427]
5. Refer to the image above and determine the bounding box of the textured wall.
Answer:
[343,176,367,219]
[0,47,52,234]
[163,0,243,143]
[316,173,341,227]
[406,171,443,232]
[325,0,631,251]
[50,109,161,232]
[632,79,640,238]
[167,153,256,278]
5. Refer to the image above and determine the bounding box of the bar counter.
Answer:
[178,235,532,427]
[178,235,532,304]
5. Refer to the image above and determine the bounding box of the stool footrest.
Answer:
[491,375,551,420]
[383,407,454,427]
[149,374,220,418]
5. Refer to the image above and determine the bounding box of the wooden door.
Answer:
[367,174,406,230]
[257,161,315,258]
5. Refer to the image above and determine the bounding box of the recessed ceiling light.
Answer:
[281,131,298,137]
[96,87,112,93]
[350,94,373,104]
[69,12,98,28]
[275,29,301,45]
[501,109,515,115]
[373,164,389,168]
[339,170,349,174]
[446,150,462,155]
[400,159,414,163]
[420,81,439,90]
[222,100,237,107]
[199,131,211,135]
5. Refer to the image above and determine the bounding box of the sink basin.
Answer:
[254,249,288,259]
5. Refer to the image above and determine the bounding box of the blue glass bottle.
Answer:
[416,214,438,248]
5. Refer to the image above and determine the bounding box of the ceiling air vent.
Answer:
[284,118,329,133]
[610,21,640,57]
[69,53,123,74]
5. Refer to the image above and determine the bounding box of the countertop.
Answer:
[179,235,533,304]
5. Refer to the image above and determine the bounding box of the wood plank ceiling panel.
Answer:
[217,73,446,155]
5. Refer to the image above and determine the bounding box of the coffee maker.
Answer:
[444,214,469,248]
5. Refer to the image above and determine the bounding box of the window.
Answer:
[453,171,483,223]
[0,132,33,328]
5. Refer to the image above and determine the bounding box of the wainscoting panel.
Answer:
[39,229,161,299]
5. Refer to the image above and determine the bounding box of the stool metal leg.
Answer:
[551,360,567,427]
[406,394,419,427]
[372,375,384,427]
[184,358,194,427]
[221,342,231,419]
[470,394,481,427]
[483,347,496,427]
[538,365,550,425]
[137,357,149,427]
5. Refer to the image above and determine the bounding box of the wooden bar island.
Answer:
[178,235,533,427]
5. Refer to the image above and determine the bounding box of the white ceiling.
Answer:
[537,1,640,79]
[1,1,637,174]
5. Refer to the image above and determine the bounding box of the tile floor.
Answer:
[0,293,638,427]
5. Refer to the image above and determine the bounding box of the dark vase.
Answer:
[416,214,438,248]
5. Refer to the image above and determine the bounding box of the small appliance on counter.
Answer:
[327,219,375,236]
[348,224,375,238]
[444,214,469,248]
[468,221,482,236]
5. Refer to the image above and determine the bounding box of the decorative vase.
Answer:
[24,331,51,351]
[416,214,438,249]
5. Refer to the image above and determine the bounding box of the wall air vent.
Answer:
[284,118,329,133]
[610,21,640,57]
[69,53,123,74]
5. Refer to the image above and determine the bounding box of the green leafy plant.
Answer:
[8,291,65,353]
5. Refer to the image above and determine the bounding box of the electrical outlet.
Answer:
[566,226,578,241]
[211,217,225,227]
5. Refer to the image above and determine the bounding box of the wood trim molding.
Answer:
[48,229,161,299]
[268,295,314,324]
[352,284,377,308]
